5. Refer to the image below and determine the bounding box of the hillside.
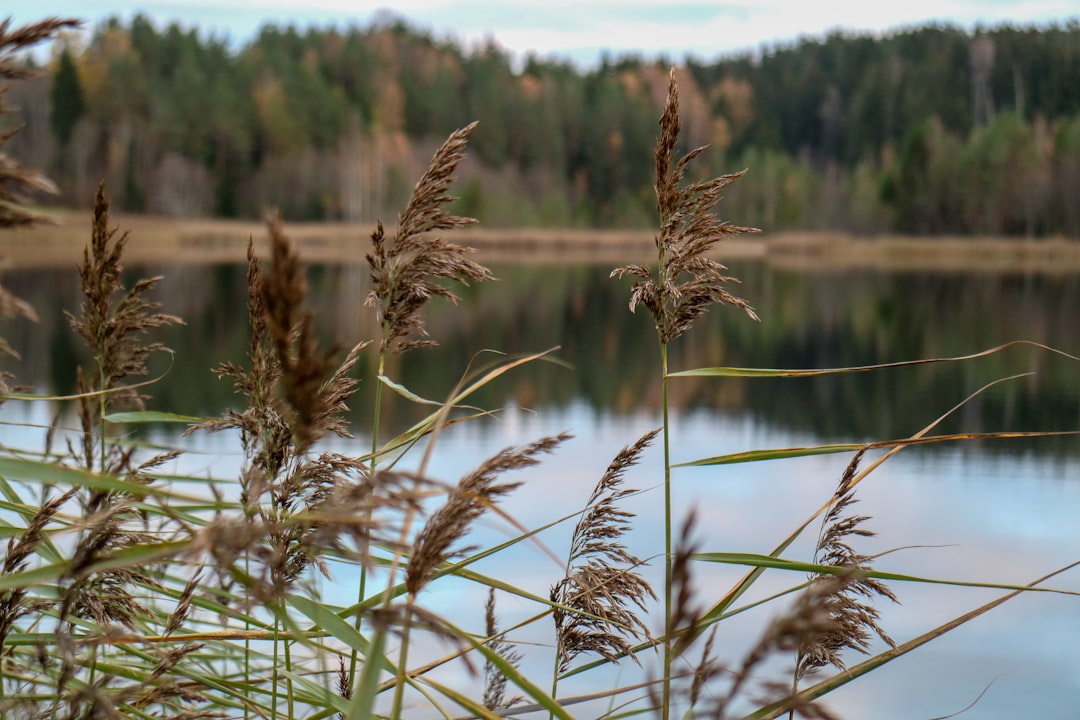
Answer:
[6,15,1080,236]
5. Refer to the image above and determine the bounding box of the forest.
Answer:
[7,14,1080,236]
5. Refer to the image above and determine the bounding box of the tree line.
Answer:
[6,14,1080,236]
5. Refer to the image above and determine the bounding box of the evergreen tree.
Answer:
[49,46,84,147]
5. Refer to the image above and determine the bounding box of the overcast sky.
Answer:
[9,1,1080,66]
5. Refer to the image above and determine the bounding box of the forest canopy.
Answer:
[6,15,1080,236]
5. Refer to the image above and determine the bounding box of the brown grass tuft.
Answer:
[66,184,184,417]
[366,122,494,355]
[552,429,658,672]
[483,588,522,711]
[0,17,80,229]
[260,214,368,454]
[612,69,758,344]
[405,433,570,596]
[796,449,898,680]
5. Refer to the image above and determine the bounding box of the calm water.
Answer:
[2,258,1079,718]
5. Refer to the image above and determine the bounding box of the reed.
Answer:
[0,20,1076,720]
[612,68,759,719]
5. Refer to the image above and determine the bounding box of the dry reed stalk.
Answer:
[0,17,79,229]
[66,185,184,417]
[796,450,897,681]
[1,17,78,402]
[611,69,761,720]
[357,120,493,705]
[0,487,78,657]
[405,433,570,596]
[611,68,758,345]
[483,588,522,712]
[193,222,383,605]
[42,185,189,714]
[552,429,658,674]
[366,122,493,356]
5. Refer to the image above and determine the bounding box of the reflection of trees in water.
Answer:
[3,261,1077,456]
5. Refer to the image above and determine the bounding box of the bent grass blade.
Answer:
[700,373,1044,622]
[742,560,1080,720]
[668,340,1078,379]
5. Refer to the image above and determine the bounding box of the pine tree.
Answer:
[49,46,84,147]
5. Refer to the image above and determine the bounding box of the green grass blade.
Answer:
[669,340,1078,378]
[0,540,187,593]
[287,594,398,675]
[742,559,1080,720]
[675,443,863,467]
[103,410,205,424]
[676,431,1080,468]
[0,457,200,502]
[691,552,1080,596]
[346,625,390,720]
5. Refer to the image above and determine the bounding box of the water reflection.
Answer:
[2,257,1079,719]
[3,261,1077,457]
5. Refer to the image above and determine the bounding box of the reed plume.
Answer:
[796,449,897,681]
[611,68,758,345]
[406,433,570,596]
[65,185,183,473]
[483,588,522,712]
[552,429,658,676]
[0,17,79,228]
[0,487,77,662]
[1,17,77,398]
[193,223,374,603]
[366,121,493,356]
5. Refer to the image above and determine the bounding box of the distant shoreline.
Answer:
[3,210,1080,273]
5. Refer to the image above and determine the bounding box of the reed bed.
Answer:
[0,17,1078,720]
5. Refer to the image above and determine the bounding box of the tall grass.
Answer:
[1,17,1079,719]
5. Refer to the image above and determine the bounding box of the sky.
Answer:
[7,1,1080,66]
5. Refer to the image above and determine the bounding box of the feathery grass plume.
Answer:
[61,499,158,628]
[552,429,658,676]
[356,121,491,699]
[0,487,77,654]
[483,588,523,712]
[796,449,898,682]
[193,227,375,602]
[65,184,183,473]
[262,214,366,454]
[191,237,290,510]
[0,17,79,228]
[1,17,77,398]
[405,433,570,596]
[67,184,184,413]
[366,121,493,356]
[611,69,758,345]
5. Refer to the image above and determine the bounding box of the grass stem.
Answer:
[660,340,672,720]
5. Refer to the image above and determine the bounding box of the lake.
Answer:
[1,244,1079,718]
